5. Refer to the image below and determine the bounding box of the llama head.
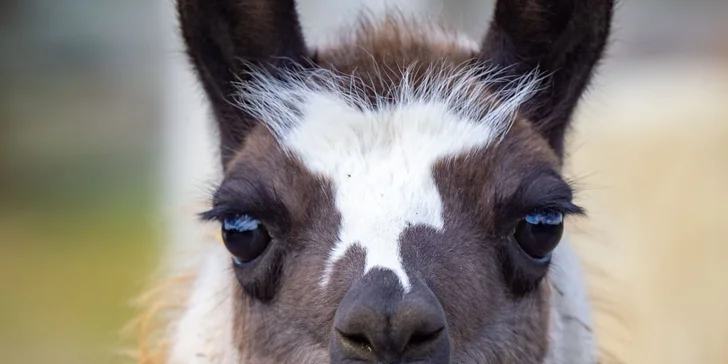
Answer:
[176,0,613,363]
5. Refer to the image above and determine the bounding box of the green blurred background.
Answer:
[0,1,162,363]
[0,0,726,363]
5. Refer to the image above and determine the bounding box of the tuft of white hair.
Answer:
[232,61,544,146]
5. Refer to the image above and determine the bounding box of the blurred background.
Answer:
[0,0,726,363]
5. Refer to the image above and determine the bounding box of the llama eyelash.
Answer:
[199,206,239,223]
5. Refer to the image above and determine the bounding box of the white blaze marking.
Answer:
[284,94,501,291]
[234,62,540,292]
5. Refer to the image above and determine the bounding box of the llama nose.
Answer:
[331,269,450,364]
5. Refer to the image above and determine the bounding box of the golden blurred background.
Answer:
[0,1,726,363]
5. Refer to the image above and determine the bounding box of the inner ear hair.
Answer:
[177,0,311,168]
[481,0,614,157]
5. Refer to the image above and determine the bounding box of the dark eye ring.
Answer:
[222,214,271,265]
[513,210,564,260]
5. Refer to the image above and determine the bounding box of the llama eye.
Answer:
[513,210,564,260]
[222,215,271,265]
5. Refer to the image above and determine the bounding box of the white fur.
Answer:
[545,239,598,364]
[167,244,240,364]
[235,65,540,291]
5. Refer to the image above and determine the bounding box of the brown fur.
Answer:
[316,16,479,79]
[146,0,615,362]
[216,125,563,363]
[131,118,565,363]
[206,102,567,362]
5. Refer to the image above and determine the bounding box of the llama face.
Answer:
[177,0,613,362]
[202,61,580,363]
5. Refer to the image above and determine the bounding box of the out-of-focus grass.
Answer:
[0,1,162,358]
[0,65,162,362]
[0,157,160,364]
[566,58,728,364]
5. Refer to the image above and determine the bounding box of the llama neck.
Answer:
[167,243,240,364]
[545,237,597,363]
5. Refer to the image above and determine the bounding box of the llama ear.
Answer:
[177,0,310,168]
[481,0,614,157]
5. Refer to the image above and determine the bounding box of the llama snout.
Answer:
[331,269,450,364]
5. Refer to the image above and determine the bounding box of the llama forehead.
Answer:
[234,64,540,292]
[289,95,503,291]
[233,57,538,291]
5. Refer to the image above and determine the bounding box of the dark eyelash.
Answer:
[495,199,584,230]
[199,205,246,223]
[534,201,585,217]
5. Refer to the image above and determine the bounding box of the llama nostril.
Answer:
[330,270,451,363]
[336,329,374,353]
[405,327,444,351]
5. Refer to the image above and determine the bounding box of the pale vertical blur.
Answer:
[568,58,728,363]
[0,1,164,363]
[0,1,726,364]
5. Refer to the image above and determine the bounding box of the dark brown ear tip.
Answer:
[175,0,309,169]
[482,0,614,154]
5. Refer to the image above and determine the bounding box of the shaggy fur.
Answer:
[135,0,614,363]
[235,63,542,291]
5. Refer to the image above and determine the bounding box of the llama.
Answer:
[151,0,614,362]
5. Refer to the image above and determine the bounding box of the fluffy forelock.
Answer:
[232,61,543,146]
